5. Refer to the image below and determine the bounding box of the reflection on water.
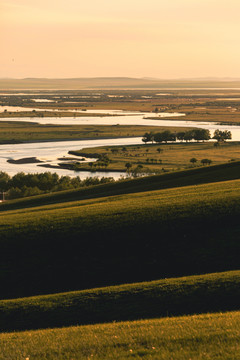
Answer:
[0,107,240,178]
[0,137,142,178]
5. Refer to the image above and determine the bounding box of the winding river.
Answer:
[0,108,240,178]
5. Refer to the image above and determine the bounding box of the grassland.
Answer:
[67,141,240,173]
[1,160,240,211]
[0,270,239,332]
[0,173,240,299]
[0,311,239,360]
[0,111,119,118]
[0,121,192,142]
[2,87,240,124]
[1,86,240,357]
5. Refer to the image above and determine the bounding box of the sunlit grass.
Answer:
[0,311,239,360]
[0,270,239,332]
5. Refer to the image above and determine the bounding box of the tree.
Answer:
[192,129,211,142]
[125,162,132,172]
[183,130,194,142]
[0,171,10,191]
[142,132,154,144]
[190,158,197,165]
[212,129,232,143]
[154,131,176,143]
[201,159,212,166]
[131,164,144,177]
[176,132,186,142]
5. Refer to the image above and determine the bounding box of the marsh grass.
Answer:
[0,121,187,142]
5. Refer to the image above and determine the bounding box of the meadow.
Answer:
[0,270,239,332]
[0,121,190,143]
[1,86,240,357]
[0,311,239,360]
[0,173,240,299]
[1,160,239,211]
[68,141,240,173]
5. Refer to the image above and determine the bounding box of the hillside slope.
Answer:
[1,311,240,360]
[1,160,240,212]
[0,270,239,332]
[0,178,240,299]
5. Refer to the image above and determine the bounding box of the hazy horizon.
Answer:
[2,76,240,81]
[1,1,240,79]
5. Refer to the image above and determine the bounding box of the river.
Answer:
[0,108,240,178]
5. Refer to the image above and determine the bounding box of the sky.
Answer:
[1,0,240,79]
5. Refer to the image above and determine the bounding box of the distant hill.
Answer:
[1,77,240,90]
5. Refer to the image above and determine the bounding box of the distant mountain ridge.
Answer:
[1,77,240,90]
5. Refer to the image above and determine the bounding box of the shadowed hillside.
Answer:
[0,177,240,299]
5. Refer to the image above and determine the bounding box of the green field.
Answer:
[0,121,193,142]
[1,86,240,358]
[0,270,239,332]
[0,166,240,299]
[67,141,240,173]
[1,311,239,360]
[0,146,239,358]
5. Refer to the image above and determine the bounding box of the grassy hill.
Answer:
[1,311,239,359]
[0,175,240,299]
[0,160,239,358]
[0,270,239,332]
[1,160,240,212]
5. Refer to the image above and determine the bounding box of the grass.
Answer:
[0,270,239,332]
[0,311,240,359]
[68,141,240,173]
[1,159,239,213]
[0,121,193,142]
[0,176,240,298]
[0,111,119,118]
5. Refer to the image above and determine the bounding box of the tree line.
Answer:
[0,172,114,200]
[142,129,232,144]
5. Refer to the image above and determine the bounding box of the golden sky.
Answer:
[1,0,240,78]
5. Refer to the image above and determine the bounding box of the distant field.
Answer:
[0,121,192,142]
[0,173,240,298]
[2,85,240,123]
[1,311,239,360]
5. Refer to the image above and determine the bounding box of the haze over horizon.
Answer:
[1,0,240,79]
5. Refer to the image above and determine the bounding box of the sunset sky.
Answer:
[1,0,240,79]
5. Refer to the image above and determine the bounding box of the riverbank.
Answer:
[0,121,196,143]
[0,110,120,118]
[63,141,240,174]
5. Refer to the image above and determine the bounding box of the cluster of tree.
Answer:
[76,155,111,171]
[0,172,115,200]
[142,129,231,144]
[190,158,212,165]
[212,129,232,142]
